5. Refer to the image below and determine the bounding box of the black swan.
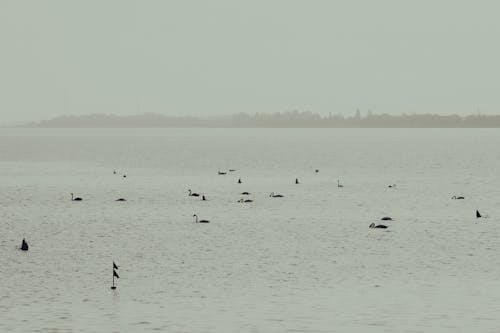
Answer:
[71,193,82,201]
[188,189,200,197]
[369,223,388,229]
[193,214,210,223]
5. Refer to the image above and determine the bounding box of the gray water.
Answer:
[1,128,500,332]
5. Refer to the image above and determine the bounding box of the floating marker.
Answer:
[111,261,119,290]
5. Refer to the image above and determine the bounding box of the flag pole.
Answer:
[111,262,116,290]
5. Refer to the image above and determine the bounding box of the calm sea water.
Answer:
[1,128,500,332]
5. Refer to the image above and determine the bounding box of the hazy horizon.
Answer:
[1,0,500,124]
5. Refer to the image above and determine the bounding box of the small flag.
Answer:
[113,262,118,270]
[113,270,120,278]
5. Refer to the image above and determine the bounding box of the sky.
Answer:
[1,0,499,123]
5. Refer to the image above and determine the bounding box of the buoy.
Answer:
[20,238,28,251]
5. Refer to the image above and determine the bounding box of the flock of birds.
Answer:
[18,167,485,251]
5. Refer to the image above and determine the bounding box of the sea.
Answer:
[1,128,500,332]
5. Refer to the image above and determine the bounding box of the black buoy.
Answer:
[315,169,319,173]
[123,174,127,178]
[21,238,28,251]
[476,210,482,218]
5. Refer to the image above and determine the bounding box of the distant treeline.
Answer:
[24,111,500,128]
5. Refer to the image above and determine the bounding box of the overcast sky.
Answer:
[1,0,499,123]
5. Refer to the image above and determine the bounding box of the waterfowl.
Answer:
[113,170,117,174]
[452,196,465,200]
[295,178,299,184]
[238,178,242,184]
[241,192,251,195]
[381,217,392,221]
[369,223,388,229]
[116,198,126,202]
[123,174,127,178]
[388,184,396,188]
[71,193,82,201]
[269,192,284,198]
[229,169,236,172]
[238,199,253,203]
[20,238,28,251]
[476,210,482,218]
[188,189,200,197]
[202,195,206,201]
[193,214,210,223]
[337,180,343,188]
[315,169,319,173]
[218,171,227,175]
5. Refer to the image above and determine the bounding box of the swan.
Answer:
[20,238,28,251]
[193,214,210,223]
[71,193,83,201]
[241,192,251,195]
[380,217,392,221]
[188,189,200,197]
[270,192,284,198]
[295,178,299,184]
[369,223,388,229]
[452,196,465,200]
[116,198,126,202]
[337,180,343,188]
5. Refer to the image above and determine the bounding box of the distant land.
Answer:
[17,111,500,128]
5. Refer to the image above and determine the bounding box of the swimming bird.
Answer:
[337,180,343,188]
[241,192,251,195]
[452,196,465,200]
[116,198,126,202]
[193,214,210,223]
[369,223,388,229]
[123,174,127,178]
[476,210,482,218]
[238,178,242,184]
[20,238,28,251]
[238,199,253,203]
[315,169,319,173]
[229,169,236,172]
[388,184,396,188]
[381,216,392,221]
[295,178,299,184]
[218,171,227,175]
[270,192,284,198]
[188,189,200,197]
[71,193,82,201]
[113,170,117,174]
[202,195,206,201]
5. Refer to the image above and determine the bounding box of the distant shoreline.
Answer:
[9,112,500,128]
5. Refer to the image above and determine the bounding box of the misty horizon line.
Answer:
[9,111,500,128]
